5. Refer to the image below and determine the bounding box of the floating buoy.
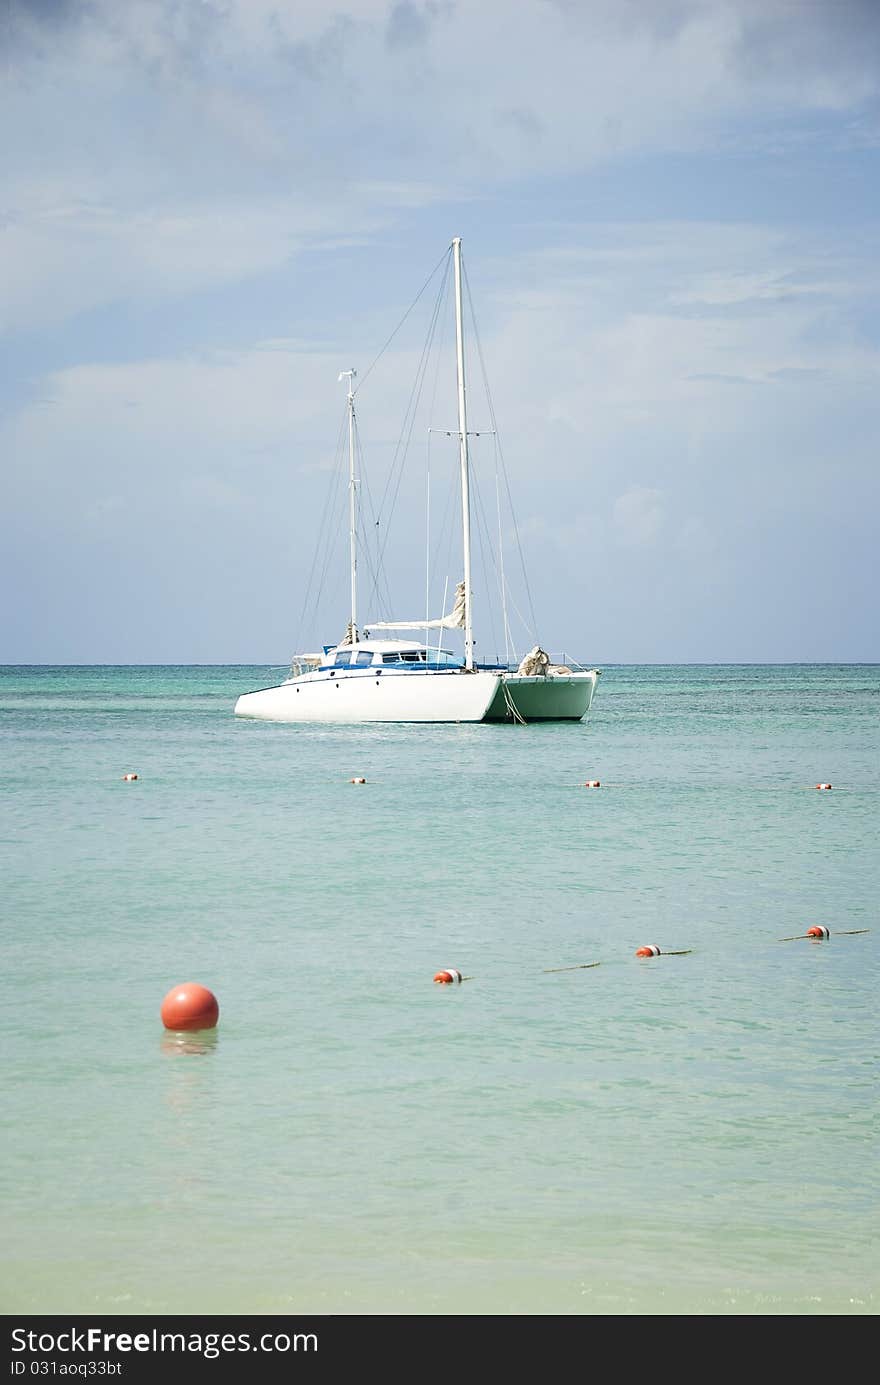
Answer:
[815,783,832,791]
[350,777,367,784]
[433,968,463,985]
[122,773,138,781]
[160,982,219,1032]
[634,945,692,957]
[780,925,868,940]
[583,780,601,788]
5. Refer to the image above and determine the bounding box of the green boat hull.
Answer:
[483,670,599,723]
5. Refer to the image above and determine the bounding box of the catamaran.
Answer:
[234,238,599,724]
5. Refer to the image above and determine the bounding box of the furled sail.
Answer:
[370,581,466,631]
[338,621,359,646]
[516,645,551,676]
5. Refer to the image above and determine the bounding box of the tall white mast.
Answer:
[452,237,474,670]
[339,369,358,642]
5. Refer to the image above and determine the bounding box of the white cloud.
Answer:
[1,190,393,333]
[4,1,880,333]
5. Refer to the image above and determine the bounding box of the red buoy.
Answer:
[815,783,832,790]
[350,777,367,784]
[806,926,831,939]
[160,982,219,1032]
[583,780,601,788]
[635,945,662,958]
[122,773,138,781]
[433,968,462,985]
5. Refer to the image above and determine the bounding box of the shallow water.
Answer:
[1,664,877,1315]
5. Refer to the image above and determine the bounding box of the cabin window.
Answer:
[355,650,373,667]
[334,650,352,667]
[382,650,427,664]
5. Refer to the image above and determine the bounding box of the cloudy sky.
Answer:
[3,0,879,663]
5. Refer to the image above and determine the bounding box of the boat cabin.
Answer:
[319,639,463,671]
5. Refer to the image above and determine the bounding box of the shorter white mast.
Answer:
[339,369,358,642]
[452,238,474,670]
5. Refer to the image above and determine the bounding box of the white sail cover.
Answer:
[371,581,466,631]
[516,645,551,676]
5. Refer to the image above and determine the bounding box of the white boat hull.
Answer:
[234,668,501,724]
[484,669,599,722]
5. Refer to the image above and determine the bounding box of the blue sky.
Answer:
[3,0,879,663]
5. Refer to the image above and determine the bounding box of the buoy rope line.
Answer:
[542,961,602,974]
[434,928,870,984]
[778,927,869,941]
[127,781,848,792]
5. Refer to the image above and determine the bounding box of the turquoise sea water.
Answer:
[0,664,877,1317]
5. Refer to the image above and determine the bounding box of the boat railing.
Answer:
[288,654,322,678]
[551,653,598,673]
[476,653,598,673]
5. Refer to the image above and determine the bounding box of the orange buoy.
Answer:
[433,968,462,985]
[160,982,219,1032]
[635,945,662,958]
[350,777,367,784]
[122,773,138,781]
[583,780,601,788]
[815,783,832,790]
[806,925,831,939]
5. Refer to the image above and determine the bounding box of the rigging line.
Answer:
[469,445,534,659]
[292,403,349,653]
[424,278,463,598]
[463,261,540,644]
[427,417,461,601]
[470,440,512,661]
[422,433,458,623]
[428,449,458,595]
[423,278,452,631]
[354,414,394,622]
[505,589,540,648]
[494,434,512,663]
[433,575,449,664]
[309,419,351,642]
[500,591,535,655]
[373,255,450,523]
[441,476,457,622]
[464,260,539,642]
[371,262,450,597]
[352,245,452,400]
[425,270,452,451]
[312,512,346,642]
[424,431,431,631]
[468,446,501,662]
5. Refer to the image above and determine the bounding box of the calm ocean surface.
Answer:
[1,664,876,1316]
